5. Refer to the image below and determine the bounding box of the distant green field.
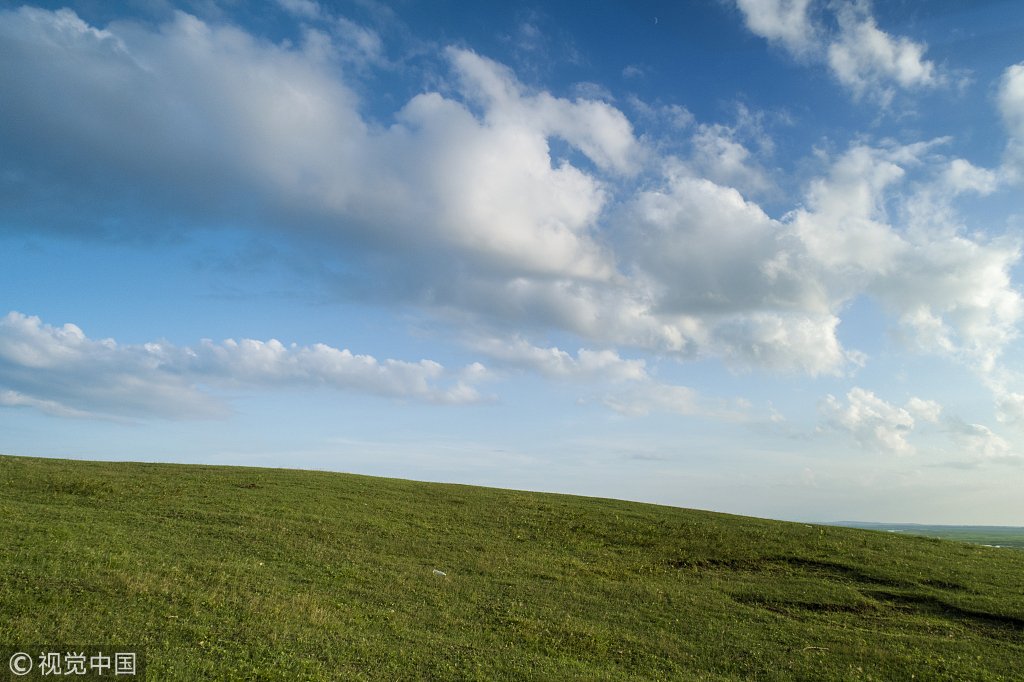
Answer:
[826,523,1024,552]
[1,454,1022,681]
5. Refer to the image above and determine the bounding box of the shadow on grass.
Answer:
[865,591,1024,631]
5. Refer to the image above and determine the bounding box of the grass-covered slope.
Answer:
[1,455,1022,681]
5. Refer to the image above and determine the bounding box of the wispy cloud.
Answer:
[468,337,647,383]
[946,417,1017,462]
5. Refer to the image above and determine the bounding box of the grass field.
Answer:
[1,454,1022,681]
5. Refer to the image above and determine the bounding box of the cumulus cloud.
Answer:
[0,312,488,421]
[613,169,856,375]
[713,312,852,375]
[822,390,1019,464]
[622,174,785,315]
[612,139,1020,377]
[880,235,1022,370]
[0,7,634,281]
[820,388,916,456]
[787,144,909,275]
[0,6,1020,394]
[783,142,1022,375]
[732,0,944,104]
[453,133,1020,383]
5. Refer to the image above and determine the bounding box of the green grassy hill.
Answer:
[1,455,1022,681]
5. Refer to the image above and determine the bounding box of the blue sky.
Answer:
[2,0,1024,524]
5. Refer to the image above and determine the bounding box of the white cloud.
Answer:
[733,0,817,55]
[0,390,108,421]
[571,81,615,102]
[628,97,695,130]
[786,144,911,274]
[387,85,615,279]
[996,392,1024,427]
[177,337,485,405]
[821,387,916,456]
[880,235,1022,369]
[274,0,386,69]
[622,64,645,79]
[622,174,783,313]
[905,397,941,423]
[0,311,230,420]
[469,337,647,382]
[0,312,488,421]
[597,137,1018,377]
[998,62,1024,180]
[0,8,632,282]
[732,0,943,104]
[941,159,999,196]
[611,172,857,375]
[712,312,850,375]
[603,383,702,418]
[445,48,642,175]
[688,123,773,196]
[827,1,942,105]
[601,382,748,421]
[783,142,1022,376]
[333,17,386,68]
[947,418,1015,461]
[466,337,756,423]
[276,0,323,20]
[822,392,1017,465]
[0,6,1019,392]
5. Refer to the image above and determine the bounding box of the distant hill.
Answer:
[1,454,1021,680]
